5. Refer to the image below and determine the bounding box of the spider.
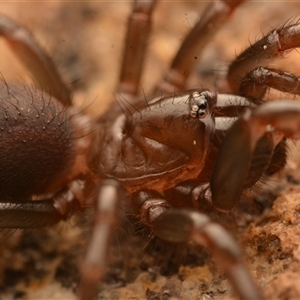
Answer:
[0,1,300,300]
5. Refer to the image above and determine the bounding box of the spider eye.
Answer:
[189,91,209,119]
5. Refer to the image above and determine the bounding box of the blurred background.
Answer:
[0,1,299,299]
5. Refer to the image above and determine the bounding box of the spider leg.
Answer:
[209,100,300,212]
[154,0,247,95]
[117,0,157,100]
[227,22,300,93]
[2,178,113,299]
[0,200,64,228]
[240,67,300,98]
[79,179,125,300]
[131,190,262,300]
[154,210,262,300]
[0,15,71,105]
[118,0,247,99]
[0,180,83,228]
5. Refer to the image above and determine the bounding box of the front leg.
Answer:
[209,101,300,213]
[131,189,262,300]
[227,23,300,93]
[79,179,125,300]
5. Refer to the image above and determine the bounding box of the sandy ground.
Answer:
[0,1,299,300]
